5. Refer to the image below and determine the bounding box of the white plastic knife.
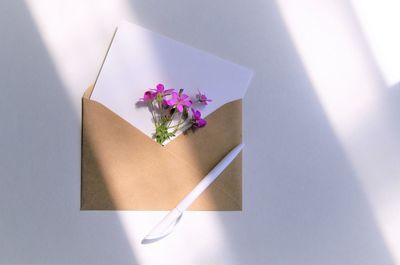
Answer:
[142,143,244,244]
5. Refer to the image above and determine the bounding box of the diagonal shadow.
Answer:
[123,0,396,264]
[0,1,138,264]
[339,1,400,147]
[387,81,400,130]
[220,1,396,264]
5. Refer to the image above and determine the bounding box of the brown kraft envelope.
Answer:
[81,85,242,210]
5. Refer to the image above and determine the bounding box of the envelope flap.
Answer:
[82,88,242,210]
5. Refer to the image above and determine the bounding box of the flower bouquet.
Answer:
[140,83,212,145]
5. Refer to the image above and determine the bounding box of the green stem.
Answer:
[168,122,182,129]
[172,113,186,134]
[149,102,157,126]
[158,101,163,119]
[167,109,177,127]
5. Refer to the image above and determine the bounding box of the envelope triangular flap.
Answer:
[82,85,242,210]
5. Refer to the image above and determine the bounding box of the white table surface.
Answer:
[1,0,399,264]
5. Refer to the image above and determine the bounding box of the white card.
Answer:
[91,21,253,143]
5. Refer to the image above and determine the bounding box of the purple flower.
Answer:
[191,108,207,127]
[141,90,155,102]
[152,83,174,98]
[196,90,212,105]
[166,92,192,112]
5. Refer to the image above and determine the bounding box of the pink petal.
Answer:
[142,91,154,101]
[191,109,201,119]
[171,92,178,99]
[193,118,207,128]
[156,83,164,92]
[166,99,175,106]
[177,104,184,112]
[182,100,192,107]
[197,119,207,127]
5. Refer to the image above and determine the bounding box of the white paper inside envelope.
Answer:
[91,21,253,143]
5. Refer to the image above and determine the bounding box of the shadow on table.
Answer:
[0,1,138,264]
